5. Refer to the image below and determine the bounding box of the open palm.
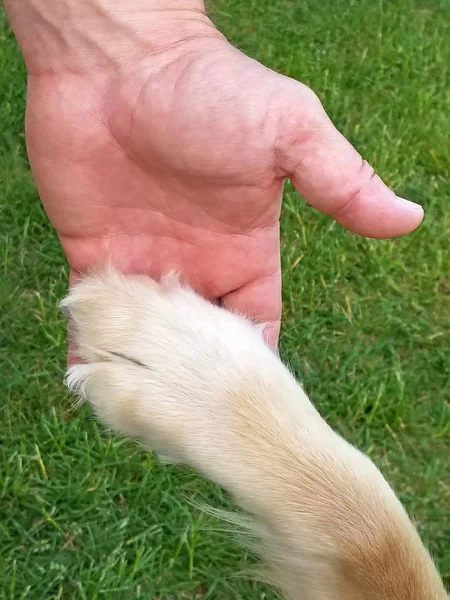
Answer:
[25,33,422,345]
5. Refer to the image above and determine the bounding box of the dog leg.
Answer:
[62,266,448,600]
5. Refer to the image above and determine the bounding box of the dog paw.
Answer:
[61,266,276,467]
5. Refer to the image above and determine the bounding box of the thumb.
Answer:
[276,85,423,238]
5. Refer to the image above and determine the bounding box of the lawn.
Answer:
[0,0,449,598]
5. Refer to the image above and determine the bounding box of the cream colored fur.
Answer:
[61,266,448,600]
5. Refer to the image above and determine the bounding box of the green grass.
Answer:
[1,0,449,597]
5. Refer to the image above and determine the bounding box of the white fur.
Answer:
[62,266,448,600]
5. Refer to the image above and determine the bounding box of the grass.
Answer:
[0,0,449,597]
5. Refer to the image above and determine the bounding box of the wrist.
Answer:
[5,0,217,74]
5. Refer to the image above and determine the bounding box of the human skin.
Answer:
[4,0,424,346]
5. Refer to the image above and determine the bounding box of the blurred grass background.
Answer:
[0,0,449,598]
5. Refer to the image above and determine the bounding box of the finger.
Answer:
[220,269,281,349]
[278,88,424,238]
[67,269,82,365]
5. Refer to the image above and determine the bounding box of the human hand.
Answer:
[5,1,423,347]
